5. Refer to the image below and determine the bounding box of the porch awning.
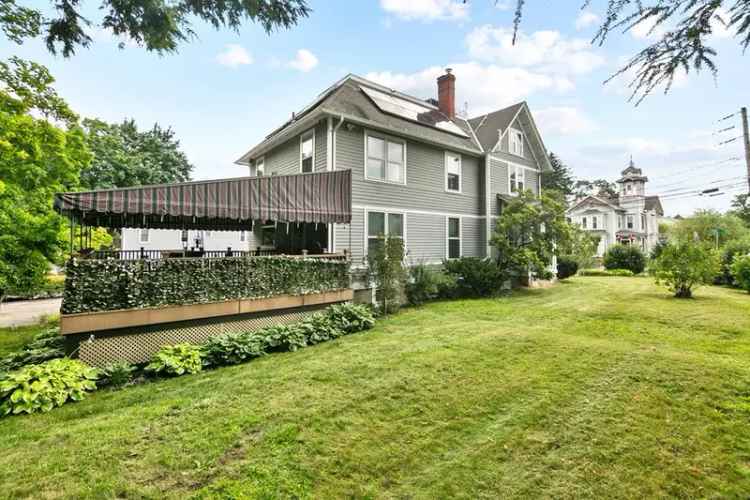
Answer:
[54,169,352,230]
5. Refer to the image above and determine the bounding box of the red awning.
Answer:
[54,170,352,230]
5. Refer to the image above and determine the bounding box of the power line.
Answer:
[649,157,742,189]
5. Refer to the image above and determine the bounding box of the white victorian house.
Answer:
[567,160,664,256]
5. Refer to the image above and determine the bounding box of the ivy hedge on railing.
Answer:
[62,256,350,314]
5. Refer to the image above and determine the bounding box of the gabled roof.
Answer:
[467,102,525,153]
[567,195,624,213]
[235,74,482,164]
[644,195,664,216]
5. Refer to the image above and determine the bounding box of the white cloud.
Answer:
[466,25,605,75]
[379,0,468,22]
[630,16,665,40]
[494,1,513,11]
[575,11,600,30]
[366,62,574,115]
[216,44,253,68]
[288,49,319,72]
[535,107,598,136]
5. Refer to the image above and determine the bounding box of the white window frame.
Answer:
[445,216,462,260]
[626,215,634,230]
[300,129,315,173]
[139,228,149,244]
[240,230,246,242]
[364,209,406,257]
[581,216,587,229]
[508,164,526,195]
[255,156,265,177]
[592,215,598,229]
[444,151,462,194]
[363,130,407,185]
[509,127,524,157]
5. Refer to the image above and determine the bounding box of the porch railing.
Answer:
[80,248,348,261]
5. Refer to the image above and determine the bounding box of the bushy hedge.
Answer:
[62,256,350,314]
[579,268,635,277]
[556,256,579,280]
[731,255,750,293]
[0,327,65,373]
[603,245,646,274]
[443,257,505,297]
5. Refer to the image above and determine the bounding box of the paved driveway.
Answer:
[0,298,62,328]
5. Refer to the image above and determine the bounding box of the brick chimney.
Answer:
[437,68,455,119]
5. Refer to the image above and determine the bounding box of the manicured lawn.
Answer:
[0,318,55,357]
[2,277,750,498]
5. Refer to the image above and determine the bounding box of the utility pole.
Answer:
[742,107,750,193]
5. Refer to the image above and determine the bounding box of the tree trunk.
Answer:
[674,286,692,298]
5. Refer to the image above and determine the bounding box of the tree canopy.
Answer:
[0,57,90,300]
[542,152,575,196]
[80,118,194,189]
[1,0,310,57]
[730,193,750,227]
[669,209,750,247]
[503,0,750,103]
[573,178,619,199]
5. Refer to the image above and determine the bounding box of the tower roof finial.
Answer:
[629,154,634,168]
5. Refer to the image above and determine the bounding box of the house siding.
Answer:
[264,119,328,176]
[406,212,446,264]
[462,217,485,258]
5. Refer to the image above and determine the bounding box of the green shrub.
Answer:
[718,238,750,285]
[99,362,137,388]
[650,240,669,261]
[435,272,459,299]
[651,242,719,298]
[146,344,203,376]
[202,332,266,367]
[405,264,441,306]
[0,358,99,415]
[325,303,376,333]
[443,257,504,297]
[579,269,635,277]
[603,245,646,274]
[731,255,750,293]
[253,324,308,352]
[298,313,344,344]
[0,327,65,373]
[556,256,579,280]
[367,236,407,315]
[62,256,350,314]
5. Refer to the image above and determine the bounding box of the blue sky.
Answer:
[2,0,747,216]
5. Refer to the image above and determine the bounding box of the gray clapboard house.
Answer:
[235,69,552,268]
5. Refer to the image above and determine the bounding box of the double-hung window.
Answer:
[445,152,462,193]
[139,228,149,243]
[509,128,524,157]
[626,215,634,229]
[367,211,404,256]
[581,217,587,229]
[366,133,405,184]
[592,216,598,229]
[255,157,265,176]
[300,130,314,173]
[446,217,461,259]
[509,164,525,193]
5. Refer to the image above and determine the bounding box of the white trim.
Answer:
[445,215,462,260]
[299,128,315,173]
[513,119,543,168]
[509,127,524,158]
[484,153,492,257]
[444,151,462,194]
[508,163,526,195]
[352,204,485,220]
[363,129,407,186]
[487,154,540,173]
[363,209,407,258]
[139,228,150,244]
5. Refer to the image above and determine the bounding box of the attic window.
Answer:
[509,128,524,157]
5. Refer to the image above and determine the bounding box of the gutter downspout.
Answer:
[329,114,345,253]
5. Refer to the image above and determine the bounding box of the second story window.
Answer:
[366,133,405,184]
[300,130,314,173]
[445,152,462,193]
[509,164,525,193]
[509,128,524,157]
[255,157,265,176]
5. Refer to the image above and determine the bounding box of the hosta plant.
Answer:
[99,362,137,388]
[253,324,308,352]
[326,303,376,334]
[202,332,266,367]
[299,313,344,345]
[145,344,203,376]
[0,358,99,416]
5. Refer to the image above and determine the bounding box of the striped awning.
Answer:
[54,170,352,230]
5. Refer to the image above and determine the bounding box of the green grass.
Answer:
[2,277,750,499]
[0,318,56,357]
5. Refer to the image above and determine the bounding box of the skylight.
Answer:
[360,85,469,138]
